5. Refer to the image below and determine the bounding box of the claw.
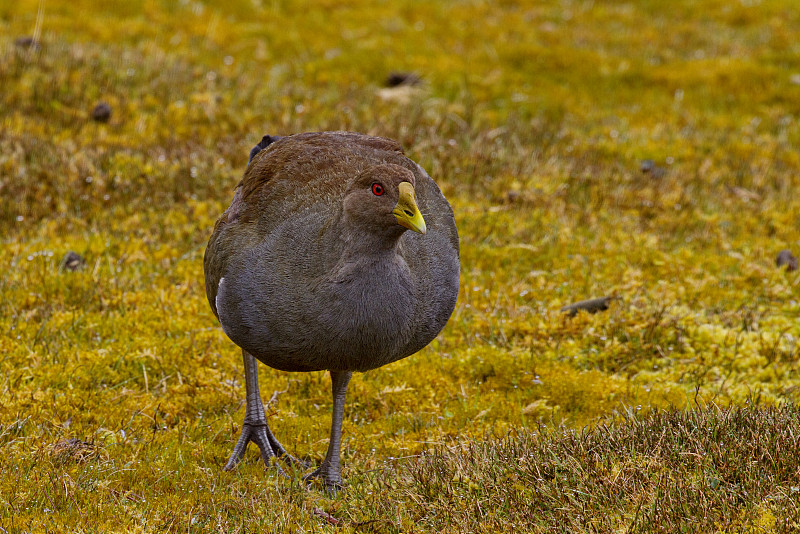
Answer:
[223,423,276,471]
[223,423,303,476]
[264,425,308,469]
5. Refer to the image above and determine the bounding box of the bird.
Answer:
[203,131,460,492]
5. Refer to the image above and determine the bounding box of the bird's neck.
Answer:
[327,227,409,285]
[339,225,404,262]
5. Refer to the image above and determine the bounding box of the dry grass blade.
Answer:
[312,507,341,526]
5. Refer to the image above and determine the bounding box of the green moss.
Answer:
[2,0,800,530]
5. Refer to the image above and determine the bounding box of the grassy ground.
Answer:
[2,0,800,531]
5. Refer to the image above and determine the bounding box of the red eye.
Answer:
[371,183,384,196]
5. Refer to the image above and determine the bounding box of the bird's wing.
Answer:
[204,132,406,319]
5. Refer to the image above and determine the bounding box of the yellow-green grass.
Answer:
[1,0,800,531]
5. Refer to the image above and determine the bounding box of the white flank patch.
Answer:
[216,277,229,336]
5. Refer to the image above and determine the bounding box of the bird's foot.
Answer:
[223,423,306,473]
[262,424,308,469]
[303,463,345,497]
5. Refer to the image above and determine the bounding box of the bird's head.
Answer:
[343,164,426,238]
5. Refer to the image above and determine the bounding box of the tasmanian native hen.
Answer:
[203,132,460,493]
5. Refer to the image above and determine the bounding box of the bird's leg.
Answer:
[304,370,353,495]
[224,350,300,471]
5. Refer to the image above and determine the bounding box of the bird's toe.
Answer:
[303,465,345,496]
[223,423,277,471]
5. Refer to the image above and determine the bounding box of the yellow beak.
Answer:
[392,182,426,234]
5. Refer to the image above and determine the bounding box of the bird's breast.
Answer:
[310,257,416,370]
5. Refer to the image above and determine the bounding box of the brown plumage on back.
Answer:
[203,131,459,493]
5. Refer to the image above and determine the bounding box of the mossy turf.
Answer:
[2,0,800,532]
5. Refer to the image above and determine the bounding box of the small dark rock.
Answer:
[561,296,613,317]
[91,102,112,123]
[60,251,87,272]
[384,72,422,88]
[14,36,41,51]
[776,249,798,272]
[640,159,666,179]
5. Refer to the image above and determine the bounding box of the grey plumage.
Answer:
[203,131,460,491]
